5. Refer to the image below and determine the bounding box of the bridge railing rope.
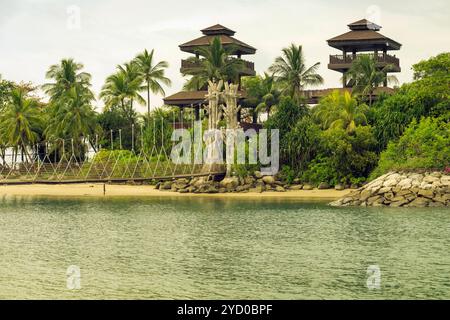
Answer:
[0,117,220,184]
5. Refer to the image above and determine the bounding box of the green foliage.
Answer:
[413,52,450,80]
[302,126,378,185]
[370,52,450,150]
[345,54,398,105]
[269,44,323,101]
[371,117,450,178]
[133,49,171,117]
[242,73,281,120]
[301,157,339,186]
[264,96,308,137]
[0,88,43,161]
[100,63,145,111]
[97,104,138,150]
[93,149,138,163]
[279,165,296,184]
[283,116,321,171]
[182,37,245,90]
[313,90,368,133]
[142,106,175,154]
[0,75,14,109]
[42,58,94,103]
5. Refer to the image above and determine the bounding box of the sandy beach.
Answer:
[0,183,350,200]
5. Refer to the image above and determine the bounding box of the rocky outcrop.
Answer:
[330,172,450,207]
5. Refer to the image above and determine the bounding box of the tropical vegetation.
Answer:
[0,44,448,187]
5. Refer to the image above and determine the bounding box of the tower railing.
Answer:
[181,58,255,75]
[329,53,400,68]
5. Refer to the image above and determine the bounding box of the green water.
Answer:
[0,196,449,299]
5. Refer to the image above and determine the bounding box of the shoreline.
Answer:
[0,183,350,200]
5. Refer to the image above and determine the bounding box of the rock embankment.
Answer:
[330,172,450,207]
[155,171,313,194]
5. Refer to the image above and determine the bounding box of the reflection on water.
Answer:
[0,196,449,299]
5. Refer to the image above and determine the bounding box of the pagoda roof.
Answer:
[348,18,382,31]
[164,90,247,107]
[201,24,236,36]
[328,19,401,51]
[179,25,256,55]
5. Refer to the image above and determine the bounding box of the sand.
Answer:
[0,183,350,200]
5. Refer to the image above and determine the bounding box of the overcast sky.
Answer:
[0,0,448,112]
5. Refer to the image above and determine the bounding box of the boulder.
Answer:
[219,177,239,190]
[418,189,434,199]
[367,195,382,205]
[244,176,256,185]
[290,185,303,190]
[236,185,251,192]
[275,186,286,192]
[360,189,373,201]
[334,184,345,191]
[397,178,412,190]
[161,181,173,190]
[249,185,264,193]
[318,182,331,189]
[377,186,392,194]
[383,177,399,187]
[389,200,408,207]
[407,197,430,207]
[429,201,445,207]
[302,184,314,190]
[254,171,263,179]
[423,175,440,184]
[262,176,276,185]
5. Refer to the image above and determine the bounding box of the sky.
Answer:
[0,0,449,112]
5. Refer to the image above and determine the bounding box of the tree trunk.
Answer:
[147,82,151,126]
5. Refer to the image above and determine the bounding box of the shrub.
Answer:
[370,116,450,178]
[370,52,450,150]
[302,126,378,185]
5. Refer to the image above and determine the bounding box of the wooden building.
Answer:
[327,18,401,88]
[164,20,402,116]
[163,24,258,125]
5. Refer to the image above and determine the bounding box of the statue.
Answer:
[203,80,224,172]
[222,82,241,176]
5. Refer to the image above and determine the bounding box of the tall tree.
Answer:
[182,37,245,90]
[243,73,281,121]
[269,44,323,101]
[133,49,171,120]
[42,58,94,102]
[100,65,145,114]
[45,86,98,158]
[345,54,398,106]
[0,88,42,162]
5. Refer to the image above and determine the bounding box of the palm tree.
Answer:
[100,65,145,113]
[0,88,42,162]
[314,90,368,133]
[345,54,398,106]
[269,44,323,101]
[243,73,281,121]
[182,37,245,90]
[42,58,94,102]
[133,49,171,120]
[45,86,98,158]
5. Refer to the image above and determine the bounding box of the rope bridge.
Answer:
[0,118,225,185]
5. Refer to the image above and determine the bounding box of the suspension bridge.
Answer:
[0,120,225,185]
